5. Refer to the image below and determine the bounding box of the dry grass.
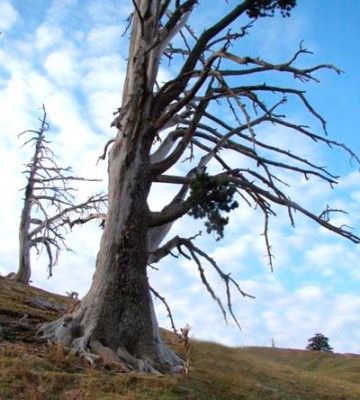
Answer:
[0,278,359,400]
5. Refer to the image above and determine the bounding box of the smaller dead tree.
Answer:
[13,105,106,284]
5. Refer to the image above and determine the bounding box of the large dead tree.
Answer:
[38,0,359,373]
[13,106,106,284]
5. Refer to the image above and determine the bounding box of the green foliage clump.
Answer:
[306,333,334,353]
[247,0,297,18]
[188,172,239,240]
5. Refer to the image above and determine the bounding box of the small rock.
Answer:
[26,297,67,312]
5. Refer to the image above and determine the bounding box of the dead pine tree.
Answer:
[13,105,106,284]
[38,1,360,374]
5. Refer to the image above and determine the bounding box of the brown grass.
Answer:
[0,278,359,400]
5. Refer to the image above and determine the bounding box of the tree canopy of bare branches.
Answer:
[38,0,359,374]
[13,106,106,284]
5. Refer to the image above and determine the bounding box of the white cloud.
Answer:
[44,0,79,26]
[210,239,251,272]
[149,208,360,352]
[26,71,56,100]
[87,91,120,131]
[87,0,131,26]
[82,54,126,92]
[86,26,124,54]
[35,25,64,51]
[244,6,310,63]
[0,0,18,31]
[1,0,360,358]
[44,50,79,87]
[151,257,360,353]
[305,243,344,269]
[0,77,32,125]
[295,285,324,302]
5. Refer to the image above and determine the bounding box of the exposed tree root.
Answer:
[37,316,185,374]
[90,339,131,372]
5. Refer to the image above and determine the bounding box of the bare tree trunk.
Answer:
[39,0,353,373]
[15,143,38,284]
[13,106,106,284]
[17,222,31,284]
[72,152,183,369]
[39,133,183,371]
[38,18,184,366]
[81,144,164,363]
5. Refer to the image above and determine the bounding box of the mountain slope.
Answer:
[0,278,359,400]
[243,346,360,385]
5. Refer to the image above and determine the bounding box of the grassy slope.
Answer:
[0,278,359,400]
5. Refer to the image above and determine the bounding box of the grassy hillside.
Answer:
[0,278,359,400]
[243,346,360,385]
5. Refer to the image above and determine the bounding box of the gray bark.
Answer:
[38,0,360,372]
[16,117,43,284]
[17,227,32,284]
[39,2,184,371]
[14,106,106,284]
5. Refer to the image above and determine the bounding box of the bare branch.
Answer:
[15,106,106,284]
[213,84,328,132]
[150,286,177,333]
[150,233,254,329]
[227,172,360,244]
[153,0,252,112]
[68,212,107,229]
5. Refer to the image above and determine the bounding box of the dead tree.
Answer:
[14,105,106,284]
[38,1,359,373]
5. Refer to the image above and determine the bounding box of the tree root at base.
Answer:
[37,317,185,374]
[89,339,132,372]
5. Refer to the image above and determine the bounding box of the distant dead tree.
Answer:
[66,291,79,300]
[180,323,191,349]
[12,105,107,284]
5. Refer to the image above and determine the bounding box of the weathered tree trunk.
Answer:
[38,2,184,371]
[17,222,31,284]
[38,129,183,372]
[38,120,183,371]
[15,159,36,284]
[80,135,181,370]
[37,0,360,373]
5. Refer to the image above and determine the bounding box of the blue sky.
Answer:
[1,0,360,353]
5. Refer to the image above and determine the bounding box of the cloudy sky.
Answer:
[1,0,360,354]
